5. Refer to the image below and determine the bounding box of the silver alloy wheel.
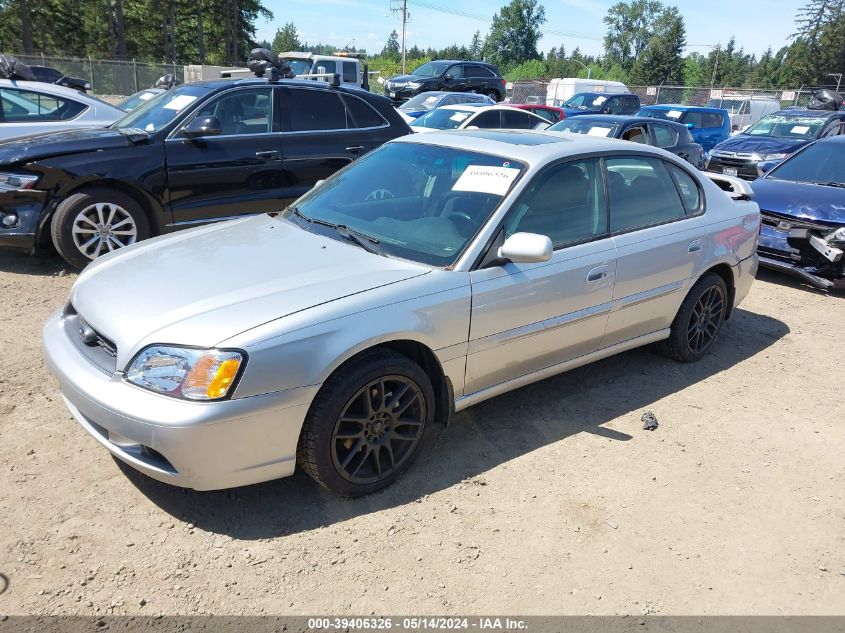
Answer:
[71,202,138,260]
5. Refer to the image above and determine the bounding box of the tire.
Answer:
[50,187,150,269]
[658,272,728,362]
[297,349,436,497]
[485,89,500,102]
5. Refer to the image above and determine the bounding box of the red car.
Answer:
[510,103,565,123]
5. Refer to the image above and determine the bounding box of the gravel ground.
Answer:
[0,250,843,616]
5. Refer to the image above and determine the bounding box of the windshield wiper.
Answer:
[810,181,845,188]
[287,206,386,256]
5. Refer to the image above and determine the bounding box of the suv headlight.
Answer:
[761,153,787,161]
[406,81,422,90]
[125,346,245,401]
[0,172,39,192]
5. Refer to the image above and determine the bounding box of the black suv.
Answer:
[0,78,410,268]
[384,60,505,103]
[29,65,91,92]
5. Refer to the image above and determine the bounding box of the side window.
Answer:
[342,61,357,84]
[286,88,346,131]
[606,156,688,232]
[533,109,555,123]
[0,88,86,122]
[821,120,844,137]
[621,125,648,143]
[313,60,337,76]
[502,109,530,129]
[651,124,679,148]
[342,94,386,128]
[505,159,607,247]
[603,96,622,114]
[682,111,704,128]
[622,96,639,113]
[667,163,702,213]
[467,65,495,77]
[447,65,464,79]
[471,110,501,128]
[702,112,724,128]
[192,88,272,135]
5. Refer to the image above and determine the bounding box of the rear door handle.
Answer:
[688,239,703,253]
[255,150,279,159]
[586,265,609,283]
[346,145,366,153]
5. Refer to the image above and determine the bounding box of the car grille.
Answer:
[64,304,118,373]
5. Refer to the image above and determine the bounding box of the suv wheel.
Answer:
[658,272,728,362]
[485,89,500,101]
[297,349,435,497]
[50,188,150,269]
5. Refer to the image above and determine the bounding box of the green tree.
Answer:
[381,29,400,61]
[603,0,662,73]
[484,0,546,70]
[628,5,686,84]
[272,21,301,53]
[469,30,482,59]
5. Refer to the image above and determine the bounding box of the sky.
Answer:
[255,0,800,59]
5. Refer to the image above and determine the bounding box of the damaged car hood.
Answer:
[751,178,845,225]
[70,215,430,369]
[0,128,141,165]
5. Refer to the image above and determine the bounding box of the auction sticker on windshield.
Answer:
[587,127,612,137]
[667,110,683,119]
[791,125,810,134]
[163,95,199,111]
[452,165,520,196]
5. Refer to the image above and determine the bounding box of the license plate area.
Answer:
[722,167,738,177]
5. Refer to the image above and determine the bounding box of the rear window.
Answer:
[0,88,87,122]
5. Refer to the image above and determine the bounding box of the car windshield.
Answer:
[400,93,444,111]
[638,108,684,121]
[563,93,606,109]
[111,84,209,132]
[117,90,161,112]
[287,142,524,266]
[767,142,845,186]
[549,118,618,137]
[278,58,312,75]
[410,108,475,129]
[411,61,450,77]
[744,114,827,139]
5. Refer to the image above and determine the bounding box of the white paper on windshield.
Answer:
[139,92,156,101]
[449,112,471,122]
[667,110,683,118]
[791,125,810,134]
[423,96,439,107]
[592,96,607,106]
[163,95,198,111]
[587,126,612,137]
[452,165,520,196]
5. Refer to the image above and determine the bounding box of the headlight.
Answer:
[125,346,245,401]
[0,172,39,192]
[762,153,787,161]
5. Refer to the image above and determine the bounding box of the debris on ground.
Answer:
[641,411,659,431]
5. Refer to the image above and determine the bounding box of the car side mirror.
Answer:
[182,116,221,139]
[686,123,695,130]
[497,232,553,264]
[444,74,453,81]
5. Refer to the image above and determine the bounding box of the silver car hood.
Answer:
[71,215,430,369]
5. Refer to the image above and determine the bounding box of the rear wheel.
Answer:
[658,272,728,362]
[50,188,150,269]
[485,89,500,102]
[297,349,435,497]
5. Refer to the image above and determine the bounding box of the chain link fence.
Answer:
[4,53,183,98]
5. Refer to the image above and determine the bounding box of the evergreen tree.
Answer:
[272,22,301,53]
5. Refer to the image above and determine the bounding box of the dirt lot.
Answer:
[0,250,843,617]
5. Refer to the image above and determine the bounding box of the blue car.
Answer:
[397,91,494,120]
[707,109,845,180]
[559,92,640,118]
[752,136,845,289]
[637,105,730,153]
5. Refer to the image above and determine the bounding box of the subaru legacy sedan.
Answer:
[43,131,760,497]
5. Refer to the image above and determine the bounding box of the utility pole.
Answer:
[390,0,409,73]
[710,43,721,90]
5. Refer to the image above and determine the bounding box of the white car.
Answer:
[0,79,125,139]
[409,104,550,133]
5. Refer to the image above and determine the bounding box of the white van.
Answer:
[707,95,781,133]
[546,78,629,107]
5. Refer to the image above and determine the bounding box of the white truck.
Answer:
[707,94,781,133]
[546,78,629,107]
[221,51,371,90]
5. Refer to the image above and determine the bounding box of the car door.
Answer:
[601,96,624,115]
[278,87,390,202]
[465,158,617,394]
[442,64,469,92]
[164,86,283,225]
[602,155,707,348]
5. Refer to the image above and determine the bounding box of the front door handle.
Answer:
[688,239,703,253]
[255,150,279,159]
[346,146,366,153]
[586,265,609,283]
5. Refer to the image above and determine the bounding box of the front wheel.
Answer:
[297,349,435,497]
[658,272,728,362]
[50,188,150,269]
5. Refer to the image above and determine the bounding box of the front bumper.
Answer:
[42,309,320,490]
[0,192,49,253]
[706,155,761,181]
[383,85,420,102]
[757,216,845,289]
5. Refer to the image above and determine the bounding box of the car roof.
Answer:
[393,128,664,166]
[560,114,685,127]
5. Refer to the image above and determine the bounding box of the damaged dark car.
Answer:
[753,135,845,289]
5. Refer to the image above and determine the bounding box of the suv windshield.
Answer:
[111,84,209,132]
[767,142,845,186]
[410,108,474,129]
[287,142,524,266]
[744,114,827,139]
[412,62,450,77]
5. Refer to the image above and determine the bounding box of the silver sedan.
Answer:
[0,79,125,139]
[43,130,760,496]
